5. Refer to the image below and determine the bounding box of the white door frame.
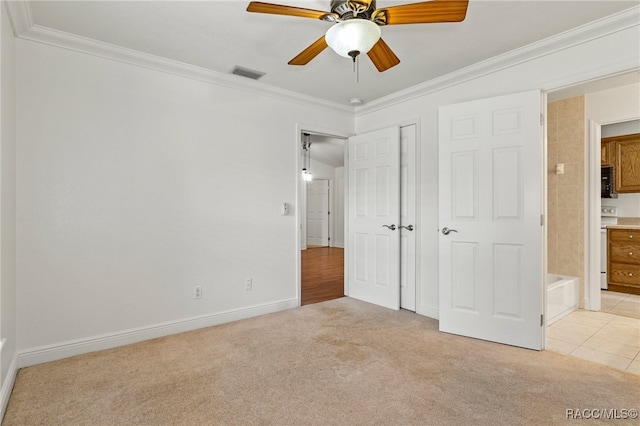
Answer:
[586,120,602,311]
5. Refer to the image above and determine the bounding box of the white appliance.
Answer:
[601,205,618,289]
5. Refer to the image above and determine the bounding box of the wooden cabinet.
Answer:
[601,139,613,166]
[603,133,640,193]
[608,227,640,295]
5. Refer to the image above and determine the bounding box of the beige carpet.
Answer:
[4,298,639,425]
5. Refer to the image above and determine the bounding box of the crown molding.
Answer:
[356,5,640,116]
[5,2,638,117]
[5,1,353,116]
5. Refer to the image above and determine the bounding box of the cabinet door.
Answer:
[607,228,640,294]
[614,134,640,193]
[609,228,640,242]
[609,241,640,264]
[608,263,640,286]
[600,140,612,166]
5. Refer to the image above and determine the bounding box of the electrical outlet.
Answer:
[244,278,253,291]
[194,285,202,299]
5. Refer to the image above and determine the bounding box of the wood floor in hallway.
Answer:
[301,247,344,306]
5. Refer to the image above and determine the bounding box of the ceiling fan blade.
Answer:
[247,2,329,20]
[288,36,329,66]
[375,0,469,25]
[367,38,400,72]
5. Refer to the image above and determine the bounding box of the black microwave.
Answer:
[601,166,617,198]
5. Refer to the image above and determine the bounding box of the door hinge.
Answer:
[540,214,544,226]
[540,113,544,126]
[540,314,544,326]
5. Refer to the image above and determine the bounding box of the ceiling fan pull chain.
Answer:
[354,55,357,82]
[348,50,360,83]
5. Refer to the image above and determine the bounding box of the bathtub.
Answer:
[546,274,579,326]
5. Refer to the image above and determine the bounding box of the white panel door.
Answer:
[439,90,544,350]
[307,179,329,246]
[348,126,400,310]
[400,125,417,311]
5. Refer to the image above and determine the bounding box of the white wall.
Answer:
[603,195,640,218]
[15,38,353,360]
[586,83,640,125]
[308,158,336,180]
[602,119,640,137]
[355,22,639,319]
[0,1,17,414]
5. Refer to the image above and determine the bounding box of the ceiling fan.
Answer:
[246,0,469,72]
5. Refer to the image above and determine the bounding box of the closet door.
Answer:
[347,126,401,310]
[400,125,417,311]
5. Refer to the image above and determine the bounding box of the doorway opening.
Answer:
[299,131,347,306]
[545,73,640,375]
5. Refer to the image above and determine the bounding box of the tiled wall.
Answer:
[547,96,585,304]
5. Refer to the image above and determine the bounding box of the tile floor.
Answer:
[546,291,640,375]
[601,290,640,320]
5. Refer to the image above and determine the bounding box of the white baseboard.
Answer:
[0,353,18,423]
[418,304,439,320]
[18,298,298,368]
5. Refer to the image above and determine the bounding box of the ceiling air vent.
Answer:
[231,66,265,80]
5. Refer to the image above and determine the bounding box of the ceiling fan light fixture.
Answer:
[325,19,381,58]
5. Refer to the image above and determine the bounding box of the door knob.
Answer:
[399,225,414,231]
[442,227,458,235]
[382,224,397,231]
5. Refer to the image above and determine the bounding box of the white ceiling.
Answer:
[308,134,346,167]
[25,0,639,107]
